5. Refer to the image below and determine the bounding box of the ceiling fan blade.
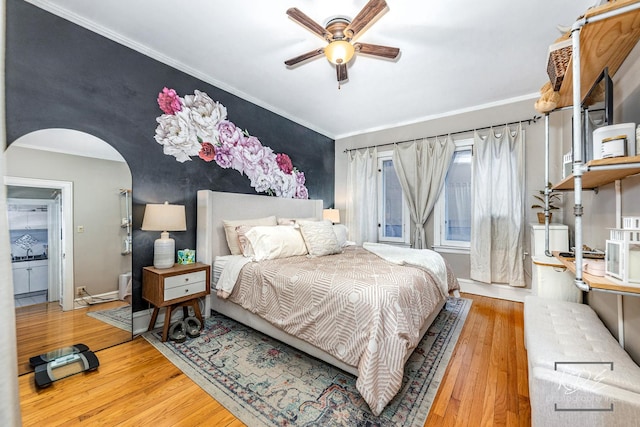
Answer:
[344,0,388,39]
[286,8,332,40]
[354,42,399,59]
[336,63,348,82]
[284,48,325,67]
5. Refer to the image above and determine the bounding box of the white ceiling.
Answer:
[27,0,597,139]
[11,128,126,162]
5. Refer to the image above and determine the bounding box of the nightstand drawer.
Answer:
[164,280,206,301]
[164,270,207,289]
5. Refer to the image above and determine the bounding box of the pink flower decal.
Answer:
[214,146,233,169]
[154,88,309,199]
[157,87,182,115]
[276,153,293,175]
[198,142,216,162]
[295,185,309,200]
[217,120,243,147]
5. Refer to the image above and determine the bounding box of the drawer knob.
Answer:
[184,288,189,293]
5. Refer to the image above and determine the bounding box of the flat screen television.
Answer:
[579,67,614,162]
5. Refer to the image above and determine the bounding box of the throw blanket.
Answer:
[363,242,448,298]
[216,246,459,416]
[215,255,251,299]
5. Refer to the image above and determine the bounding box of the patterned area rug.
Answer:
[86,305,132,332]
[144,297,471,426]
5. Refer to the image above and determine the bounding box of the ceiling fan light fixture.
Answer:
[324,40,355,65]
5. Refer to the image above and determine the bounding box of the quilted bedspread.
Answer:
[224,245,460,415]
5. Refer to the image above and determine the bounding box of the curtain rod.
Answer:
[343,115,541,153]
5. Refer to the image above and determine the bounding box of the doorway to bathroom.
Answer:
[5,177,74,311]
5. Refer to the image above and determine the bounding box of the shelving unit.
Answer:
[553,155,640,190]
[120,189,132,255]
[544,1,640,297]
[555,0,640,109]
[553,251,640,296]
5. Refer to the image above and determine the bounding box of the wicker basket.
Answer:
[547,39,572,91]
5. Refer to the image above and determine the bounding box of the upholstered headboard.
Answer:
[196,190,323,266]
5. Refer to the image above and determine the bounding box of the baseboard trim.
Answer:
[74,291,119,309]
[133,308,153,336]
[132,297,207,336]
[458,278,531,303]
[132,308,193,336]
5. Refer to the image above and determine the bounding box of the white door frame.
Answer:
[4,176,74,311]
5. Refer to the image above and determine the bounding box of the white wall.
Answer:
[6,146,132,297]
[335,40,640,363]
[335,96,568,291]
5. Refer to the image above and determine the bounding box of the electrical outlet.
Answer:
[76,286,86,297]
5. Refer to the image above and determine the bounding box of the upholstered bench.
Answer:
[524,295,640,427]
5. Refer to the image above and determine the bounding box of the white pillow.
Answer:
[245,225,308,261]
[235,225,255,257]
[298,220,342,257]
[332,224,349,247]
[222,216,277,255]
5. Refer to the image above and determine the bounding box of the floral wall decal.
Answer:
[154,87,308,199]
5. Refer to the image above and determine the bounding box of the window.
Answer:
[433,139,473,252]
[377,152,410,244]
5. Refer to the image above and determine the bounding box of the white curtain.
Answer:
[392,136,454,248]
[470,125,525,287]
[0,0,23,423]
[346,147,378,245]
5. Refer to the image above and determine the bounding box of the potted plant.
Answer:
[531,184,562,224]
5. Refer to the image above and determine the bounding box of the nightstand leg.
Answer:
[148,307,160,331]
[191,300,203,329]
[162,306,174,342]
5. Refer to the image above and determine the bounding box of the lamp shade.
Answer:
[323,208,340,224]
[141,202,186,232]
[324,40,355,65]
[142,202,186,269]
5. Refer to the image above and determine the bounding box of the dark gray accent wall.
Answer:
[5,0,335,311]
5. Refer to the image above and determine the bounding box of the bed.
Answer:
[196,190,460,415]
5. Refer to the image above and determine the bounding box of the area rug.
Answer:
[86,305,132,332]
[144,297,471,426]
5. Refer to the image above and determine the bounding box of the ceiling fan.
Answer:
[284,0,400,84]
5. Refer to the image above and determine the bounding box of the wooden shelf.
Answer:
[553,251,640,294]
[548,2,640,299]
[553,155,640,190]
[556,0,640,108]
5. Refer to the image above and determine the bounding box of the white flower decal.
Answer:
[154,109,200,163]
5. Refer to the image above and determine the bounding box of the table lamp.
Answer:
[142,201,186,269]
[323,208,340,224]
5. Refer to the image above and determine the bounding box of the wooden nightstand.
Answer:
[142,262,211,342]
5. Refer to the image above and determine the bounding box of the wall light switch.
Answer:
[77,226,84,233]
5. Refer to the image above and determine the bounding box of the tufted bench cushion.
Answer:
[524,295,640,426]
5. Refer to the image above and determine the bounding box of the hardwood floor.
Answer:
[425,295,530,426]
[16,300,132,376]
[18,294,530,426]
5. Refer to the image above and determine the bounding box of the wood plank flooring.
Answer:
[18,294,530,426]
[425,295,530,426]
[15,300,132,375]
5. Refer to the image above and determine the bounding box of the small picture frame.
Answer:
[177,249,195,264]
